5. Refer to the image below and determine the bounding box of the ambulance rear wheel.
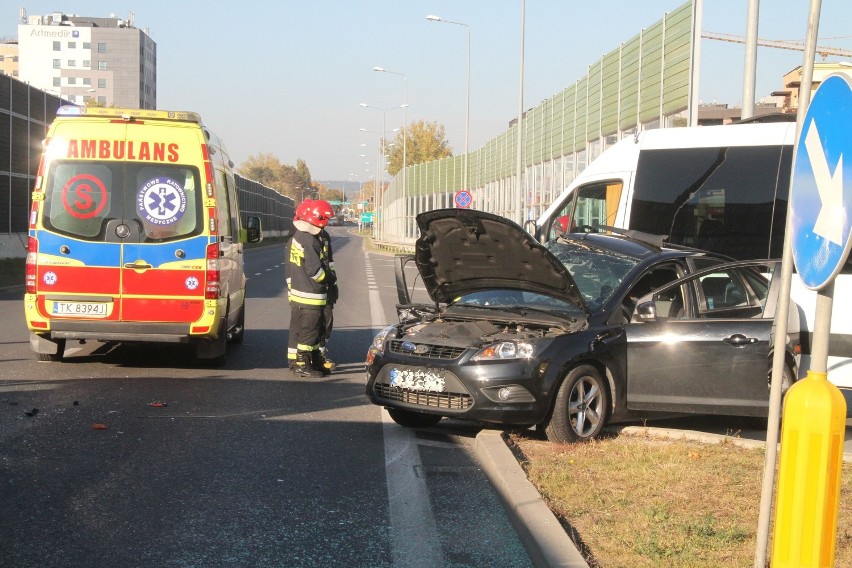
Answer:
[37,338,66,362]
[229,303,245,345]
[196,316,228,367]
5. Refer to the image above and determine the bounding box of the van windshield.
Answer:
[42,161,203,243]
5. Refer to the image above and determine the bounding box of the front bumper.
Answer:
[365,352,552,426]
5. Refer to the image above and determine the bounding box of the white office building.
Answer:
[17,11,156,108]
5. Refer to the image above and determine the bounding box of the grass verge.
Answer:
[509,432,852,568]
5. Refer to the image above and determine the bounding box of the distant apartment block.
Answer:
[16,10,156,108]
[0,40,17,77]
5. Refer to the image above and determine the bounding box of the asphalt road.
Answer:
[5,226,850,567]
[0,227,532,568]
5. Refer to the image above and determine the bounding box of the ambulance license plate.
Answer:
[52,301,109,317]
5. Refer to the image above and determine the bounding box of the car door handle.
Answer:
[124,260,153,270]
[723,334,758,346]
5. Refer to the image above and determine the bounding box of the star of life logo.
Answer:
[137,177,187,226]
[185,276,199,290]
[43,271,57,286]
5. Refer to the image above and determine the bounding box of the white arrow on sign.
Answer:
[805,117,845,245]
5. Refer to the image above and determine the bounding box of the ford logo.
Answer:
[401,341,417,352]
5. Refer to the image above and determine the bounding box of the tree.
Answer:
[383,120,453,176]
[237,154,318,200]
[237,153,288,193]
[296,159,312,194]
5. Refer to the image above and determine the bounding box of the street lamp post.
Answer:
[426,15,470,196]
[372,66,409,238]
[360,103,405,242]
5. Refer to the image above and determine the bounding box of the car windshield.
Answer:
[545,238,641,310]
[452,289,585,319]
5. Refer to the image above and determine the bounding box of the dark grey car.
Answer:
[365,209,799,443]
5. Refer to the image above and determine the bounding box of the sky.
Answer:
[4,1,851,189]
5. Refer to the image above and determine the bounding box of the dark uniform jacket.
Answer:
[286,229,332,307]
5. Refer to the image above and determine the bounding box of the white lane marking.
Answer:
[368,254,443,567]
[381,409,443,568]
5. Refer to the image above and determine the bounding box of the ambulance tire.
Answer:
[37,338,66,362]
[196,316,228,368]
[229,303,245,345]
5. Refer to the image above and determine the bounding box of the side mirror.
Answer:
[635,300,657,322]
[245,216,263,243]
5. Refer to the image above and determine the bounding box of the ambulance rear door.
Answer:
[39,118,208,327]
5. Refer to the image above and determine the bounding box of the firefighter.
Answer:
[317,223,337,374]
[286,199,335,378]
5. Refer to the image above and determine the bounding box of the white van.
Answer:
[533,119,852,408]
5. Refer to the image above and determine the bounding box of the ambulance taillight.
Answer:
[25,237,38,294]
[205,243,220,299]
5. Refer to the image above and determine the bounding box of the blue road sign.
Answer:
[454,190,472,209]
[791,72,852,290]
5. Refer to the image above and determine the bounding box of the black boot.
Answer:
[291,351,323,378]
[311,350,332,376]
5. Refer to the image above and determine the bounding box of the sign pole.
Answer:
[753,3,822,561]
[763,2,850,563]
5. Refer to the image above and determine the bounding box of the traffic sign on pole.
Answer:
[790,72,852,290]
[772,70,850,568]
[454,190,472,209]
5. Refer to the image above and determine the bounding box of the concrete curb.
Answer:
[473,430,589,568]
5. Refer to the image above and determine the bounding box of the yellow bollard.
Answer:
[772,370,847,567]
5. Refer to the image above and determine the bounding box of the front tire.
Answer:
[544,364,609,443]
[387,408,442,429]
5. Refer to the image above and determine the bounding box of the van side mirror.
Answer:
[245,216,263,243]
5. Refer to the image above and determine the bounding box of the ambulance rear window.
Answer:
[43,161,203,242]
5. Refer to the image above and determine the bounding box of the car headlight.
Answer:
[371,325,398,352]
[471,341,535,361]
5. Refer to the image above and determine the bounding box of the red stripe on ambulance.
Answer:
[121,269,206,297]
[39,266,119,294]
[121,299,204,322]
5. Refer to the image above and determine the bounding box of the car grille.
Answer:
[387,340,467,360]
[373,383,473,410]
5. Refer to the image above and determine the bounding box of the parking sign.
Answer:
[454,190,472,209]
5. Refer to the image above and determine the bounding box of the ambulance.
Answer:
[24,106,262,365]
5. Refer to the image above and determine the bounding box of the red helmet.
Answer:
[298,199,334,228]
[294,199,313,221]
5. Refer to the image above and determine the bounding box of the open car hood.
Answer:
[414,209,587,312]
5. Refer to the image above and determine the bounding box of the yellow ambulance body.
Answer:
[24,106,262,365]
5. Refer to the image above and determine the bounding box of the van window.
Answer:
[628,145,791,260]
[215,168,233,237]
[544,180,623,241]
[43,161,203,242]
